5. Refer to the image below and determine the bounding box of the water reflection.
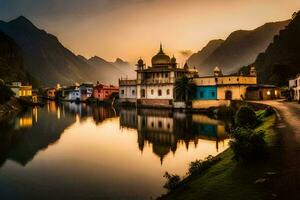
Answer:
[0,102,230,199]
[120,108,228,164]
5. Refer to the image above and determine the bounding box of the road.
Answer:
[256,100,300,200]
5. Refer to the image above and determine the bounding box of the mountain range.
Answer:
[188,20,290,75]
[244,11,300,86]
[0,30,36,85]
[0,16,134,86]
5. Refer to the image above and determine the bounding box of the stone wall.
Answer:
[192,100,230,109]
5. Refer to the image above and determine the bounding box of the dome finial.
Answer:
[159,42,163,53]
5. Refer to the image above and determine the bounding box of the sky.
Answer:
[0,0,299,65]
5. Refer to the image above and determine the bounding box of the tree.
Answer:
[292,12,298,19]
[235,106,257,128]
[174,75,196,102]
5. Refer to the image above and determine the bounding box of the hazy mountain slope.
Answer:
[0,16,127,86]
[187,39,224,68]
[87,56,122,85]
[0,16,92,86]
[112,58,135,79]
[252,12,300,86]
[0,30,36,85]
[190,20,290,75]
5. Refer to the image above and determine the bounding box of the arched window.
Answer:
[151,89,154,95]
[167,89,170,95]
[132,90,135,95]
[158,89,162,96]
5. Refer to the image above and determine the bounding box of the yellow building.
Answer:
[192,67,257,108]
[9,82,32,97]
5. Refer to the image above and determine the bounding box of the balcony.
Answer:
[119,79,137,86]
[137,78,175,85]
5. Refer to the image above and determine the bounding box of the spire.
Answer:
[159,42,164,53]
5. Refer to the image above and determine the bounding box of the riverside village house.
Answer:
[62,83,93,102]
[119,44,281,109]
[289,74,300,101]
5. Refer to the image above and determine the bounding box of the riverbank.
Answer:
[158,111,278,200]
[0,97,28,121]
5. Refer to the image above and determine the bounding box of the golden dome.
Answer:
[151,44,170,65]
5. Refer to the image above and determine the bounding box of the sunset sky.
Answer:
[0,0,299,65]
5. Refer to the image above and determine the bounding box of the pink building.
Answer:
[93,84,119,101]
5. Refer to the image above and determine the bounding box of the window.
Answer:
[158,121,162,128]
[132,90,135,95]
[165,73,168,78]
[167,89,170,95]
[151,122,154,127]
[200,91,204,98]
[211,91,215,97]
[141,89,146,97]
[158,89,162,96]
[142,119,146,127]
[121,90,124,94]
[151,89,154,95]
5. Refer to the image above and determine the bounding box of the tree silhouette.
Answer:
[174,75,196,102]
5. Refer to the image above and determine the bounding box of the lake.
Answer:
[0,101,230,200]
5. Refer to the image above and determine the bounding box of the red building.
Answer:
[93,84,119,101]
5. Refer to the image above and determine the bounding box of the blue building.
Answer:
[194,86,217,100]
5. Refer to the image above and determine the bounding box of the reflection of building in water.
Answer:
[120,108,229,164]
[92,106,117,124]
[120,109,137,130]
[0,103,77,167]
[62,102,117,124]
[14,107,39,129]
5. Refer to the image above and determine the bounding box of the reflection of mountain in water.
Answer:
[120,108,229,163]
[0,102,76,166]
[0,102,117,167]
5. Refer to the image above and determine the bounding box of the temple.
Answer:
[119,44,198,107]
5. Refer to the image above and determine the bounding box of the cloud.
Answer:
[179,50,193,58]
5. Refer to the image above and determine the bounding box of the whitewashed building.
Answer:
[62,83,93,102]
[119,44,198,107]
[289,74,300,101]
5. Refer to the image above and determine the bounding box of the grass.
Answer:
[158,112,277,200]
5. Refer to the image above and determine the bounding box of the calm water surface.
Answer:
[0,102,230,200]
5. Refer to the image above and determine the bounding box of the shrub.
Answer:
[163,172,181,191]
[235,106,257,128]
[0,84,15,104]
[188,155,221,176]
[264,106,275,117]
[230,127,267,162]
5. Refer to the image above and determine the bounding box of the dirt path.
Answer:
[255,100,300,200]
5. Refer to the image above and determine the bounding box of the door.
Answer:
[225,90,232,100]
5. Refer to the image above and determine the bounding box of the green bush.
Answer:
[0,84,15,104]
[163,172,181,191]
[188,155,221,176]
[235,106,257,128]
[264,106,275,117]
[230,128,267,162]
